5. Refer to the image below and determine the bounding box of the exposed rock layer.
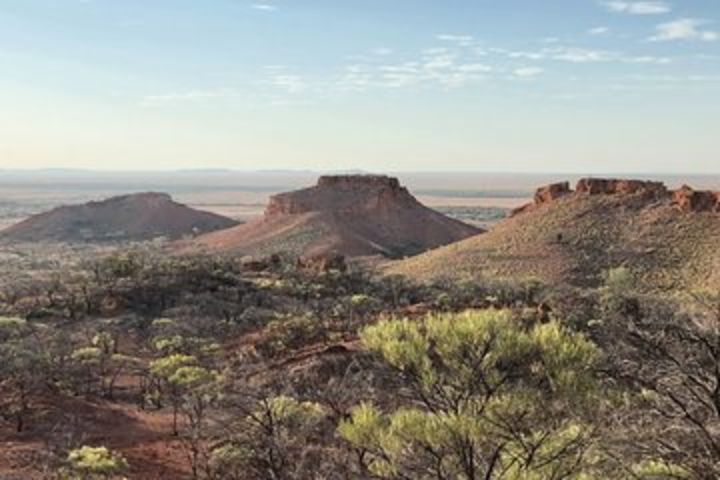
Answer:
[672,185,720,213]
[513,178,720,216]
[189,175,481,259]
[575,178,667,196]
[534,182,572,205]
[265,175,415,216]
[390,177,720,293]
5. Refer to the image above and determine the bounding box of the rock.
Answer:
[510,182,572,217]
[297,253,348,273]
[576,178,668,197]
[511,178,679,218]
[317,175,401,190]
[265,175,414,216]
[534,182,572,204]
[189,175,482,259]
[672,185,720,213]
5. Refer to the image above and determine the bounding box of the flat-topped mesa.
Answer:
[672,185,720,213]
[265,175,418,216]
[190,175,480,259]
[575,178,668,197]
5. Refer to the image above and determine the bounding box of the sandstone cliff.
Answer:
[186,175,481,259]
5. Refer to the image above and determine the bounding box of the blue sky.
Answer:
[0,0,718,173]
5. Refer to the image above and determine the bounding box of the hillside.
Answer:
[0,192,238,243]
[184,175,481,259]
[388,178,720,293]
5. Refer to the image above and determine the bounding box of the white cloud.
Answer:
[271,74,305,93]
[423,47,449,56]
[588,26,610,35]
[424,53,456,70]
[514,67,544,78]
[505,46,616,63]
[457,63,493,73]
[140,89,240,107]
[332,48,493,91]
[549,47,614,63]
[650,18,719,42]
[435,34,474,47]
[625,55,671,64]
[372,47,393,56]
[252,4,277,11]
[508,50,546,60]
[260,32,682,97]
[603,1,671,15]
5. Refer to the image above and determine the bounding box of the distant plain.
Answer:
[1,170,718,231]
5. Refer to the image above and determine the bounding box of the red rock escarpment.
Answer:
[534,182,573,204]
[511,181,573,216]
[672,185,720,213]
[265,175,417,217]
[191,175,481,259]
[575,178,668,197]
[512,178,720,217]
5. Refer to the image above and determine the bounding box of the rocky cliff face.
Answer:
[672,185,720,213]
[512,178,720,217]
[265,175,418,217]
[575,178,668,196]
[190,175,481,259]
[316,175,402,190]
[534,182,572,204]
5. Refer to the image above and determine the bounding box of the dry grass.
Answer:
[388,193,720,294]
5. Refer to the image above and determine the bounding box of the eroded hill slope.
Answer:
[184,175,481,259]
[0,192,238,243]
[388,179,720,293]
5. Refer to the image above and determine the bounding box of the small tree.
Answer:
[149,353,197,435]
[69,339,137,400]
[66,445,128,479]
[0,316,47,432]
[601,291,720,479]
[339,309,601,479]
[169,366,220,479]
[211,395,326,480]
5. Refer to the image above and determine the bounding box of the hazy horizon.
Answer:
[2,167,720,176]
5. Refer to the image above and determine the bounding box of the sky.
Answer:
[0,0,718,174]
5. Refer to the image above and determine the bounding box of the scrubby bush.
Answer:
[340,309,602,479]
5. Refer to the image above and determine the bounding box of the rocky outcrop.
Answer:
[575,178,668,197]
[511,177,720,217]
[672,185,720,213]
[316,175,402,190]
[511,182,572,217]
[265,175,417,217]
[0,192,238,243]
[189,175,482,259]
[535,182,572,204]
